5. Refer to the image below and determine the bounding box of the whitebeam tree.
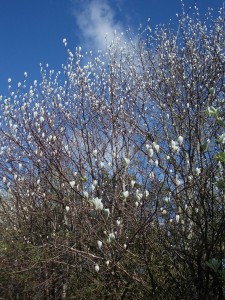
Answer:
[0,4,225,300]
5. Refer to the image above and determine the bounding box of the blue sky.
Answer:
[0,0,224,94]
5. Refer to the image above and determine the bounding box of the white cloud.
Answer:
[72,0,124,51]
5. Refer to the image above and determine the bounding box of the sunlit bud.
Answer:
[136,190,143,201]
[176,214,180,223]
[18,163,22,170]
[122,191,129,199]
[94,264,100,272]
[148,148,154,158]
[40,116,44,123]
[195,167,201,176]
[93,149,98,157]
[8,78,11,83]
[14,174,18,180]
[145,190,149,197]
[93,180,98,187]
[135,201,139,207]
[106,260,110,266]
[124,157,130,167]
[33,111,38,118]
[97,240,102,249]
[63,38,67,46]
[155,160,159,167]
[175,175,180,186]
[131,180,135,188]
[149,172,155,180]
[178,136,184,145]
[37,179,40,185]
[24,72,27,78]
[70,181,75,188]
[171,140,179,152]
[83,191,89,198]
[153,142,160,153]
[100,161,104,168]
[102,208,110,219]
[92,197,103,210]
[162,209,167,215]
[65,206,70,212]
[109,232,115,241]
[188,175,193,182]
[188,232,192,239]
[116,219,121,226]
[124,244,127,249]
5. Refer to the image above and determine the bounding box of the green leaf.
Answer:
[206,106,221,117]
[220,270,225,279]
[206,259,221,273]
[215,181,225,189]
[200,142,209,152]
[217,118,225,126]
[81,176,87,182]
[214,152,225,163]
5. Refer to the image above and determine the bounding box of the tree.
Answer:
[0,3,225,299]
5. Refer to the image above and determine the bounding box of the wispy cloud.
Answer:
[72,0,125,51]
